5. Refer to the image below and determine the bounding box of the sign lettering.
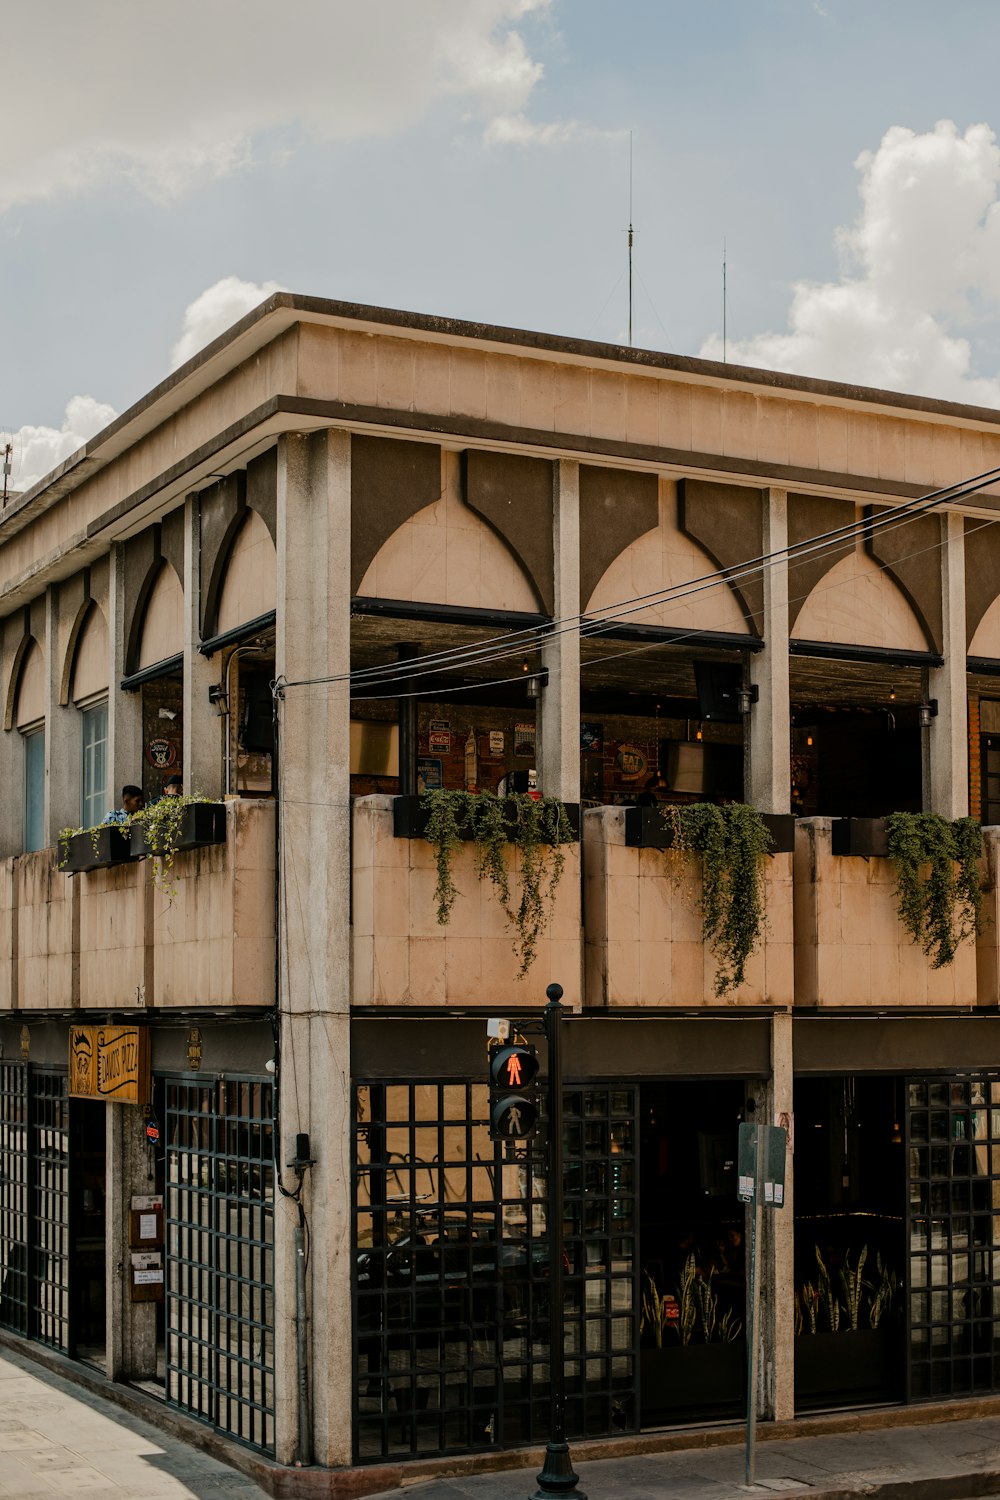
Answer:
[69,1025,150,1105]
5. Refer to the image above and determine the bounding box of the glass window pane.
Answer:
[81,701,108,828]
[23,730,45,852]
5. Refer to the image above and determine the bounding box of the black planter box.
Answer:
[61,825,137,874]
[130,802,227,857]
[794,1326,904,1409]
[640,1342,746,1425]
[392,795,580,843]
[830,817,889,859]
[624,806,796,855]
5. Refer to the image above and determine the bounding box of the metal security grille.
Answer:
[353,1081,637,1463]
[0,1062,29,1335]
[31,1070,70,1351]
[165,1077,275,1454]
[907,1076,1000,1399]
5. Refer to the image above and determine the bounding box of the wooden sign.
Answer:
[69,1025,150,1105]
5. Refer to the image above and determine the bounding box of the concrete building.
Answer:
[4,294,1000,1486]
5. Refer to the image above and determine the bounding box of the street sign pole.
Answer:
[745,1122,764,1488]
[532,983,586,1500]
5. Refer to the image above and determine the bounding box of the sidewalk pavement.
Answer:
[0,1345,269,1499]
[368,1415,1000,1500]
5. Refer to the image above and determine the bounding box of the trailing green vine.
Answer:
[661,802,773,997]
[885,812,983,967]
[420,790,575,977]
[130,793,212,902]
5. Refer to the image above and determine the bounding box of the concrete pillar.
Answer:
[45,584,80,842]
[747,488,790,814]
[107,544,143,807]
[106,1103,157,1381]
[274,429,352,1468]
[926,512,968,818]
[182,493,223,798]
[760,1010,795,1421]
[537,460,581,803]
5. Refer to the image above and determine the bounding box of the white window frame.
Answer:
[22,723,45,853]
[80,697,109,829]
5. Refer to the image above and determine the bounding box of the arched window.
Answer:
[15,640,46,851]
[71,604,110,827]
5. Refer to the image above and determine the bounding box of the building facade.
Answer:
[4,296,1000,1481]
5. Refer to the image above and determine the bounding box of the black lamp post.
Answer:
[531,983,587,1500]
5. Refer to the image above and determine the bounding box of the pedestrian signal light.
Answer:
[489,1044,539,1141]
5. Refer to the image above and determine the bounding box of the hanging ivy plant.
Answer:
[661,802,773,997]
[885,812,983,967]
[420,790,575,977]
[130,793,212,902]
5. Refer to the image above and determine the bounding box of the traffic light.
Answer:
[489,1043,539,1141]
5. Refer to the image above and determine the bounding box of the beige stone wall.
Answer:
[154,800,275,1006]
[582,806,794,1007]
[352,795,581,1007]
[0,800,274,1011]
[0,850,74,1011]
[793,817,978,1006]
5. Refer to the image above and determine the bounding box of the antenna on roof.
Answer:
[627,131,634,347]
[722,237,728,364]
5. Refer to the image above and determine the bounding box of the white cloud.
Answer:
[8,396,118,494]
[1,1,556,213]
[170,276,287,370]
[701,120,1000,405]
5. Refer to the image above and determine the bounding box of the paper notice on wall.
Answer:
[131,1251,161,1269]
[737,1173,754,1201]
[138,1213,158,1240]
[134,1269,164,1286]
[764,1181,774,1203]
[131,1194,162,1211]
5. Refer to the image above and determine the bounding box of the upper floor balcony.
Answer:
[0,799,275,1012]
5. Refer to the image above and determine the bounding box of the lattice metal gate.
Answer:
[0,1062,29,1336]
[30,1070,70,1351]
[353,1080,638,1463]
[907,1075,1000,1400]
[165,1077,275,1453]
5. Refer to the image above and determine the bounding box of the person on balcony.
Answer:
[106,785,145,824]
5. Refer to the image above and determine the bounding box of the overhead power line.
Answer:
[275,461,1000,698]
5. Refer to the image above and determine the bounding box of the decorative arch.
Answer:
[793,546,930,652]
[214,509,277,637]
[133,562,184,673]
[970,594,1000,659]
[67,602,109,705]
[585,484,751,634]
[358,454,542,613]
[6,637,45,731]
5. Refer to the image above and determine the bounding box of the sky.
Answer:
[7,0,1000,490]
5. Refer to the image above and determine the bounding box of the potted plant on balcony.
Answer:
[885,812,983,967]
[59,821,136,874]
[129,793,225,898]
[640,1255,745,1424]
[417,789,577,977]
[658,803,774,997]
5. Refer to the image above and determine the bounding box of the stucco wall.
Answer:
[793,817,979,1006]
[352,795,582,1007]
[582,805,794,1007]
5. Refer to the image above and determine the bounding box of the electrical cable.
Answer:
[279,461,1000,697]
[344,513,999,704]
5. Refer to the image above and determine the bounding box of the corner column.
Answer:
[274,429,352,1468]
[747,487,790,813]
[538,460,580,803]
[182,493,223,798]
[926,512,968,818]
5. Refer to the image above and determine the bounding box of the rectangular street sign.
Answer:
[737,1122,787,1207]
